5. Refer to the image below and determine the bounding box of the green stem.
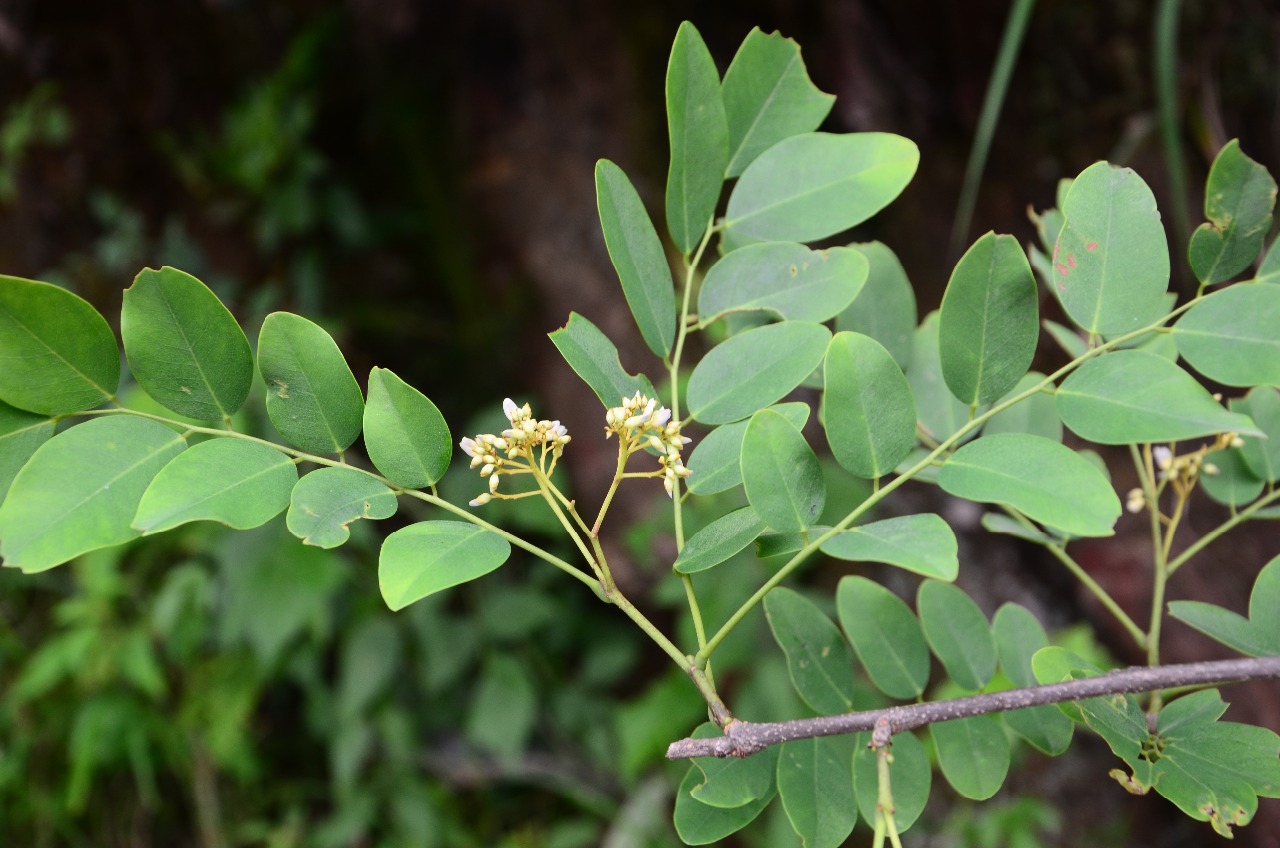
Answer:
[1154,0,1193,252]
[697,304,1200,664]
[1167,487,1280,576]
[875,743,904,848]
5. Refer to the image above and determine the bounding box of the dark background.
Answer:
[0,1,1278,846]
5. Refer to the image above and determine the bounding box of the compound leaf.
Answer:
[852,730,930,832]
[674,761,774,845]
[690,723,780,808]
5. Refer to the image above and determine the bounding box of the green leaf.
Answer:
[836,241,917,369]
[0,417,185,572]
[1188,140,1277,284]
[980,512,1058,544]
[257,312,364,454]
[687,402,809,494]
[742,409,825,532]
[1199,447,1264,507]
[0,400,54,500]
[595,160,678,357]
[931,715,1010,800]
[378,521,511,611]
[0,274,119,414]
[690,723,780,808]
[822,331,916,479]
[120,266,253,420]
[724,132,919,245]
[1173,284,1280,387]
[1168,555,1280,657]
[916,581,996,691]
[674,762,775,845]
[982,372,1062,441]
[939,433,1120,537]
[1052,162,1170,335]
[765,586,856,715]
[1233,388,1280,481]
[820,514,958,580]
[286,466,398,549]
[777,735,857,848]
[133,439,297,534]
[674,507,767,574]
[698,243,868,325]
[908,311,974,443]
[687,321,831,424]
[837,575,930,699]
[363,367,450,488]
[1042,319,1089,359]
[852,730,930,832]
[939,232,1039,406]
[992,603,1074,755]
[548,312,657,409]
[1258,236,1280,284]
[1056,350,1261,444]
[665,21,729,254]
[466,655,536,760]
[721,28,834,178]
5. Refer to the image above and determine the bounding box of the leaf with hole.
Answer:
[823,331,916,479]
[549,312,657,410]
[765,587,856,715]
[939,433,1120,537]
[721,27,834,177]
[133,439,296,534]
[121,267,253,420]
[379,521,511,610]
[0,275,119,414]
[258,312,364,454]
[724,132,918,246]
[1056,350,1261,444]
[820,513,958,580]
[837,575,929,699]
[287,466,398,549]
[687,321,830,424]
[0,417,185,572]
[939,232,1038,406]
[1188,140,1277,284]
[364,367,451,488]
[595,160,678,358]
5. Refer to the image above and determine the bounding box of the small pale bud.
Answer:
[1203,463,1220,476]
[1153,446,1173,470]
[489,474,501,493]
[653,407,672,428]
[1125,488,1145,514]
[503,398,520,420]
[469,493,492,507]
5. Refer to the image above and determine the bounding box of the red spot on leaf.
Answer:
[1055,263,1069,276]
[1085,241,1099,251]
[1052,243,1060,262]
[1068,253,1076,268]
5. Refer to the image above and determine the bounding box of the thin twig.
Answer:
[665,656,1280,759]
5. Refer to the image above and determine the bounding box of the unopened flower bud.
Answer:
[469,493,492,507]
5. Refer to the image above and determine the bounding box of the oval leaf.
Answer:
[690,723,780,808]
[742,409,825,533]
[993,603,1074,754]
[1052,162,1170,335]
[916,580,996,691]
[0,275,119,414]
[823,331,916,479]
[673,507,767,574]
[765,586,856,715]
[120,267,254,420]
[820,514,958,580]
[1173,284,1280,387]
[777,735,857,848]
[364,367,451,488]
[1057,350,1261,444]
[688,321,830,424]
[133,439,297,534]
[1233,388,1280,482]
[686,402,810,495]
[698,243,867,325]
[1200,447,1264,507]
[939,232,1038,406]
[721,28,834,177]
[836,575,930,700]
[595,160,678,357]
[258,312,364,454]
[666,21,729,254]
[379,521,511,611]
[931,715,1010,800]
[724,132,919,245]
[0,400,54,500]
[938,433,1120,537]
[287,466,398,549]
[674,762,774,845]
[548,312,657,409]
[836,241,917,369]
[1188,140,1277,284]
[0,417,185,572]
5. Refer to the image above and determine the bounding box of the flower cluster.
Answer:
[604,392,693,496]
[459,398,570,507]
[1124,433,1243,513]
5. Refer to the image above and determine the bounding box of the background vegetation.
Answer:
[0,2,1277,845]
